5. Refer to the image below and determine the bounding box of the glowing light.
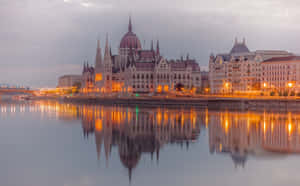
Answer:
[288,123,293,135]
[163,85,169,92]
[288,82,293,88]
[95,74,103,82]
[95,119,103,131]
[157,85,162,93]
[263,83,267,88]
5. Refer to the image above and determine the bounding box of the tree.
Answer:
[175,83,184,92]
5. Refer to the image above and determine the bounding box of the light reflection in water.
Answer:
[2,101,300,181]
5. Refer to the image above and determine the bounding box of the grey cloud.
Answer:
[1,0,300,87]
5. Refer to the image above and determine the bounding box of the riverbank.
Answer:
[56,95,300,111]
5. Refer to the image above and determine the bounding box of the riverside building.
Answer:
[209,38,292,94]
[261,56,300,94]
[81,17,201,95]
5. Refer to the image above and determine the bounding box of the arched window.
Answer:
[174,74,177,79]
[142,74,144,79]
[137,74,140,79]
[146,74,149,79]
[133,75,135,79]
[151,74,153,79]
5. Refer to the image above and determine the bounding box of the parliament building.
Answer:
[81,17,201,94]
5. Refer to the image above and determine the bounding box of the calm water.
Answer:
[1,101,300,186]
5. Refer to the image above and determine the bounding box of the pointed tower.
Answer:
[104,35,112,69]
[128,16,132,32]
[83,61,86,73]
[151,40,154,51]
[156,40,160,56]
[95,39,102,72]
[103,34,112,92]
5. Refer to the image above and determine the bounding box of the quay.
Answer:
[60,95,300,112]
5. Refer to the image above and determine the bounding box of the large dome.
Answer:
[119,17,142,50]
[120,32,142,49]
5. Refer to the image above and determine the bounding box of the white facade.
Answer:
[261,56,300,93]
[209,38,292,94]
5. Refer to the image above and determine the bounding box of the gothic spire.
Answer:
[128,16,132,32]
[83,61,86,73]
[95,39,102,70]
[104,34,112,66]
[156,40,160,56]
[151,40,154,51]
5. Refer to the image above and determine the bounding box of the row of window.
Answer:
[132,74,200,81]
[133,84,154,89]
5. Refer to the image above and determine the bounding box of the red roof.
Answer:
[262,56,300,63]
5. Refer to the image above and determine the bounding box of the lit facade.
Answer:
[209,38,292,94]
[261,56,300,94]
[82,17,201,94]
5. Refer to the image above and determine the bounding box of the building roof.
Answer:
[262,56,300,63]
[135,62,155,71]
[230,42,250,54]
[119,18,142,50]
[138,50,155,60]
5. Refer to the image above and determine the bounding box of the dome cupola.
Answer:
[119,17,142,50]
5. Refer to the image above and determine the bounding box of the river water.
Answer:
[1,100,300,186]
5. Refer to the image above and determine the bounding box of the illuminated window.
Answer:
[157,85,162,93]
[95,73,102,82]
[164,85,169,92]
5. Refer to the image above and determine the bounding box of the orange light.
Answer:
[95,73,103,82]
[163,85,169,92]
[288,123,293,135]
[288,82,293,88]
[95,119,103,131]
[263,83,267,88]
[224,82,229,88]
[157,85,162,93]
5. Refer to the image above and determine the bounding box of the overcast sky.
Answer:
[1,0,300,87]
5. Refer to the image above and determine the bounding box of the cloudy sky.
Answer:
[1,0,300,87]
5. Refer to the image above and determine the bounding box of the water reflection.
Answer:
[2,101,300,183]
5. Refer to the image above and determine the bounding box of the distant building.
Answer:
[200,71,209,93]
[261,56,300,94]
[81,17,201,94]
[57,75,82,88]
[209,38,292,94]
